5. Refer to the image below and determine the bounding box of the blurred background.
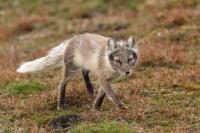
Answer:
[0,0,200,132]
[0,0,198,40]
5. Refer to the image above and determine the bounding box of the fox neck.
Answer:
[98,49,119,79]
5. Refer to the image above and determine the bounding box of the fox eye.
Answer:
[128,53,137,63]
[114,58,121,64]
[128,57,134,62]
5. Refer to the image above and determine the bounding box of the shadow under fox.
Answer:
[17,33,139,112]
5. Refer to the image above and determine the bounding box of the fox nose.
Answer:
[125,71,130,75]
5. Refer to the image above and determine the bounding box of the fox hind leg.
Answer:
[57,65,77,110]
[57,78,67,110]
[82,69,94,95]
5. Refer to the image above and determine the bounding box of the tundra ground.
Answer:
[0,0,200,132]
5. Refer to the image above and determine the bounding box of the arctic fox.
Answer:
[17,33,138,112]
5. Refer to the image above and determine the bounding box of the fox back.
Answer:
[68,33,138,77]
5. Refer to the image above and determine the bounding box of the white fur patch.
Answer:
[118,40,125,46]
[131,44,139,54]
[74,50,99,72]
[73,38,99,72]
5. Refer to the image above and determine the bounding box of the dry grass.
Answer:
[0,0,200,132]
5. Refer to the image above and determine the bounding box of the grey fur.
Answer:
[17,33,138,112]
[108,41,137,75]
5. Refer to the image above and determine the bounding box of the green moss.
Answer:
[0,128,12,133]
[6,80,47,95]
[114,76,129,83]
[126,0,146,10]
[145,115,175,128]
[68,121,137,133]
[31,112,50,126]
[64,0,146,18]
[173,82,200,91]
[168,0,200,7]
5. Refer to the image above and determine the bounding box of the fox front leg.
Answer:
[82,69,94,95]
[99,78,126,110]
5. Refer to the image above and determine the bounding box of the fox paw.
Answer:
[118,104,127,112]
[92,108,101,116]
[57,105,65,111]
[119,107,127,112]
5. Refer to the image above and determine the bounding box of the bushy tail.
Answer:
[16,39,70,73]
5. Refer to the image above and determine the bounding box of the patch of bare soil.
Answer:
[48,114,83,130]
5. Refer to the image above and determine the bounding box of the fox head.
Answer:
[106,36,138,75]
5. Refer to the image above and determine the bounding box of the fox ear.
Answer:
[107,39,117,51]
[128,36,136,48]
